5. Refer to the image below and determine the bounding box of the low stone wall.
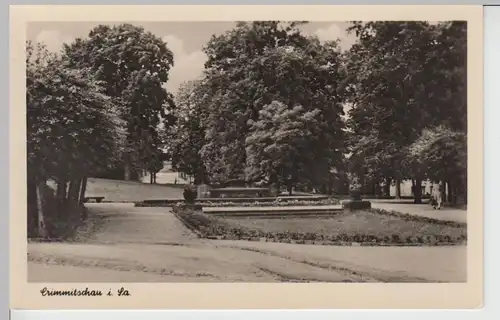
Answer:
[135,195,330,207]
[202,205,343,217]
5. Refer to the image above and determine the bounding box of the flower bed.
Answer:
[136,197,339,207]
[201,198,340,207]
[172,205,467,246]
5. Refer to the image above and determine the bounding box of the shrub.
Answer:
[341,200,371,210]
[183,184,197,204]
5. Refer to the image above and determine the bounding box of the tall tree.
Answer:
[344,21,438,202]
[344,21,467,203]
[200,22,309,183]
[63,24,175,180]
[200,21,346,186]
[246,101,332,194]
[169,80,208,184]
[27,41,125,237]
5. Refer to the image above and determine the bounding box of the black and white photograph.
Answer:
[11,4,484,310]
[24,17,470,283]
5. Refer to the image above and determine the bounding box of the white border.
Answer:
[7,2,498,319]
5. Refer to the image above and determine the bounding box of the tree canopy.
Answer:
[343,21,467,202]
[196,21,346,189]
[62,24,176,178]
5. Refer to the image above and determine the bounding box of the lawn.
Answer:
[85,178,183,202]
[221,211,466,239]
[173,206,467,245]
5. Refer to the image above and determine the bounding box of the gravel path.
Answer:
[370,202,466,223]
[28,203,467,283]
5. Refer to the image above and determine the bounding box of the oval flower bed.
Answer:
[172,205,467,246]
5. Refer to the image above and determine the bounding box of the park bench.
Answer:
[84,196,105,203]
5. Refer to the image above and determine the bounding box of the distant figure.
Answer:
[174,178,177,185]
[431,182,444,210]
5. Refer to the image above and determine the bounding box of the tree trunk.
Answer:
[287,180,293,196]
[374,180,381,198]
[79,176,88,205]
[153,172,157,184]
[447,180,453,203]
[124,160,131,181]
[56,180,67,202]
[383,178,391,197]
[68,178,82,209]
[27,177,38,237]
[150,172,154,184]
[36,181,48,238]
[395,179,401,199]
[55,179,68,219]
[450,180,458,205]
[413,179,422,204]
[327,175,333,195]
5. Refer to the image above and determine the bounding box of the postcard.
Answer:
[10,4,483,309]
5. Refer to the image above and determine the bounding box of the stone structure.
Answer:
[197,184,211,199]
[341,173,371,210]
[209,187,270,198]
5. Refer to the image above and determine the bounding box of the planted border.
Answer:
[136,197,339,207]
[171,205,467,247]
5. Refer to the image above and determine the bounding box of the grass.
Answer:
[172,206,467,245]
[221,211,466,239]
[85,178,183,202]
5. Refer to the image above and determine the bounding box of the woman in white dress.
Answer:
[431,181,444,210]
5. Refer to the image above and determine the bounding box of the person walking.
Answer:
[431,181,444,210]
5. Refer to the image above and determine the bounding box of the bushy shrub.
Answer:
[183,184,197,203]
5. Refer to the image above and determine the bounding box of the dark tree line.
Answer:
[169,21,467,203]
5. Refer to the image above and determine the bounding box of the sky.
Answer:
[27,21,358,95]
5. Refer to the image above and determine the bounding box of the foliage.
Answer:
[199,21,346,187]
[168,80,208,183]
[183,184,197,203]
[344,21,467,201]
[345,21,437,182]
[27,40,126,237]
[62,24,176,177]
[200,198,341,207]
[27,41,125,182]
[246,101,328,191]
[407,125,466,183]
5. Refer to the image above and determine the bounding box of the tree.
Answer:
[344,21,441,202]
[200,22,309,183]
[63,24,175,180]
[168,80,208,184]
[407,126,466,204]
[246,101,331,194]
[344,21,467,203]
[200,21,346,186]
[27,41,125,237]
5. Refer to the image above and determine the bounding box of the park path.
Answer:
[368,201,467,223]
[74,204,198,245]
[28,203,466,283]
